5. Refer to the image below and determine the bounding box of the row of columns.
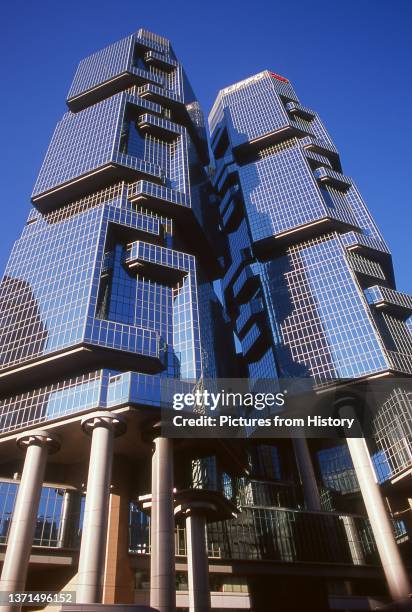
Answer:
[0,412,126,612]
[0,402,411,610]
[149,435,212,612]
[0,414,204,612]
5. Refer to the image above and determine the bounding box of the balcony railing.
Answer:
[365,285,412,316]
[129,503,379,566]
[314,166,352,190]
[144,50,178,71]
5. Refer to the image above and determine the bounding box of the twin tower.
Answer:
[0,28,411,612]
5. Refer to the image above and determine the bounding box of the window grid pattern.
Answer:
[172,272,201,379]
[0,205,104,369]
[345,183,386,242]
[0,480,84,549]
[67,35,134,100]
[348,253,387,280]
[258,138,300,159]
[261,235,388,382]
[239,147,329,243]
[33,93,169,200]
[365,285,412,312]
[299,134,338,156]
[124,241,199,378]
[1,30,229,442]
[1,172,200,374]
[211,72,337,158]
[303,149,332,168]
[232,263,260,300]
[285,101,315,118]
[373,388,412,477]
[128,180,190,207]
[215,162,238,194]
[67,30,176,103]
[241,324,261,355]
[125,89,163,115]
[318,445,359,493]
[0,371,103,433]
[219,185,239,216]
[318,183,358,227]
[226,88,290,147]
[85,317,162,360]
[144,50,177,68]
[314,167,351,188]
[98,242,173,364]
[137,83,181,104]
[139,113,182,137]
[247,347,277,379]
[137,28,171,54]
[222,219,252,290]
[341,231,389,255]
[215,72,298,126]
[129,504,378,566]
[382,313,412,356]
[292,114,336,152]
[95,230,199,378]
[0,368,196,433]
[33,95,123,197]
[125,241,194,273]
[236,297,264,335]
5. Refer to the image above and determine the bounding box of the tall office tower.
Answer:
[0,29,241,612]
[209,71,412,609]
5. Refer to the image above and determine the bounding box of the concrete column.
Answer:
[76,412,126,604]
[293,438,321,511]
[150,436,175,612]
[337,400,411,602]
[0,430,60,608]
[57,490,73,548]
[186,511,210,612]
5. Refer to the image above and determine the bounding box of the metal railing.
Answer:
[129,503,378,566]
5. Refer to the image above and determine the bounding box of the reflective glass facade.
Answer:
[0,479,84,548]
[0,30,412,608]
[0,28,235,432]
[209,70,412,478]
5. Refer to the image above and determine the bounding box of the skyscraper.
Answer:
[0,28,411,612]
[209,70,412,610]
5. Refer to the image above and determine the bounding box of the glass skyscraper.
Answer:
[209,70,412,610]
[0,29,411,612]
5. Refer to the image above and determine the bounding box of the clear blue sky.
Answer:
[1,0,411,292]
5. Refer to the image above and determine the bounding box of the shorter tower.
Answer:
[209,69,412,606]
